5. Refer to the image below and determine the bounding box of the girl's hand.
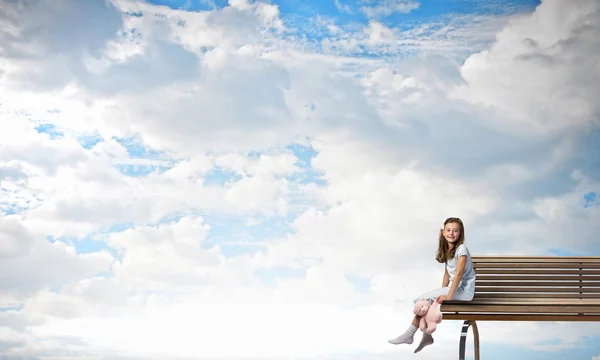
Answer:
[437,295,449,303]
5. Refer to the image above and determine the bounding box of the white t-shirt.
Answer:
[446,243,476,296]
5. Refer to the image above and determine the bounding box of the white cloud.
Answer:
[106,216,230,292]
[0,214,114,302]
[0,0,124,91]
[1,0,599,359]
[360,0,420,19]
[453,0,600,134]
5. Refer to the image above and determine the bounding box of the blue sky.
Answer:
[2,0,600,359]
[483,337,600,360]
[146,0,541,23]
[143,0,543,61]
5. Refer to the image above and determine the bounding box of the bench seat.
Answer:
[438,256,600,359]
[442,298,600,321]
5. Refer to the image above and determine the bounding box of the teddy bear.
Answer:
[412,298,443,334]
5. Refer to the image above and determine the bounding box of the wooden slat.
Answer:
[472,293,600,299]
[476,269,600,275]
[473,263,600,269]
[475,287,600,293]
[477,275,600,281]
[443,299,600,306]
[473,260,600,263]
[441,314,600,322]
[472,257,600,263]
[476,281,600,287]
[441,305,600,313]
[472,255,600,257]
[472,255,600,258]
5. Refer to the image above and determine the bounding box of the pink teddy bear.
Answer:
[412,298,443,334]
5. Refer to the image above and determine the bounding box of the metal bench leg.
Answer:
[459,320,480,360]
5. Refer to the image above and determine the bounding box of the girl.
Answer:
[388,217,476,353]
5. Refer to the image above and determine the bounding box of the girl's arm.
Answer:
[445,255,467,300]
[442,266,450,287]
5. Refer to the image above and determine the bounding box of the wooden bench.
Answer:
[439,256,600,360]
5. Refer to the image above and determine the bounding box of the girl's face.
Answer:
[443,222,461,245]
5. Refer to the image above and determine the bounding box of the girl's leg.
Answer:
[411,314,419,327]
[414,331,434,353]
[388,314,420,345]
[413,287,450,304]
[412,289,474,352]
[408,287,449,352]
[389,287,450,346]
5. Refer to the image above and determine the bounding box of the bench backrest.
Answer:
[473,256,600,299]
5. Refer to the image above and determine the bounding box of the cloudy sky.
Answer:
[1,0,599,359]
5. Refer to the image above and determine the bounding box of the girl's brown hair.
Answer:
[435,217,465,264]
